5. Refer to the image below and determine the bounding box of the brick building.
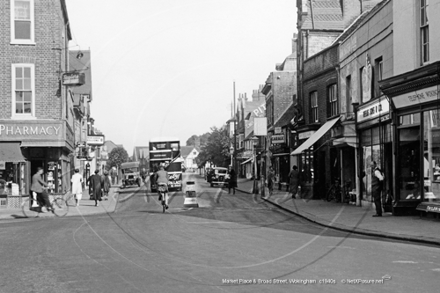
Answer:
[0,0,75,199]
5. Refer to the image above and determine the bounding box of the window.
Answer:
[374,57,383,98]
[12,64,35,118]
[328,84,338,117]
[421,0,429,63]
[10,0,35,44]
[346,75,353,113]
[310,91,318,123]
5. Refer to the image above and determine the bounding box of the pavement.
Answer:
[236,178,440,246]
[0,185,121,221]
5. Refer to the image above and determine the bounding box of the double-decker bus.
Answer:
[149,137,183,191]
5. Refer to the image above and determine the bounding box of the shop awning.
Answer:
[272,153,290,157]
[0,142,26,163]
[241,157,253,165]
[291,117,341,155]
[20,141,66,147]
[333,136,358,148]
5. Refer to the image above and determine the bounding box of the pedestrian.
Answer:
[87,172,94,200]
[71,168,83,207]
[371,161,384,217]
[265,166,275,199]
[228,167,237,195]
[110,167,117,185]
[30,167,51,212]
[288,165,300,199]
[101,170,111,201]
[90,169,103,206]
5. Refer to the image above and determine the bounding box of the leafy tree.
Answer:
[196,126,230,167]
[106,147,129,170]
[186,133,209,147]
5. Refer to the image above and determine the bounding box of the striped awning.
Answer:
[0,142,26,163]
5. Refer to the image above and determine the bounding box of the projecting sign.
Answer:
[254,117,267,136]
[357,99,390,123]
[86,135,105,145]
[271,134,285,144]
[62,72,85,86]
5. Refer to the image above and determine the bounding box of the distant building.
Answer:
[181,146,199,170]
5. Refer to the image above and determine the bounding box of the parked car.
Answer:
[210,167,228,187]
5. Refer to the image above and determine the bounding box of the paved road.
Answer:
[0,173,438,293]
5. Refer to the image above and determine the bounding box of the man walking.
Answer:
[71,168,83,207]
[90,169,103,206]
[288,165,300,199]
[371,161,384,217]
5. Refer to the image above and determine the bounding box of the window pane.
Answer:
[16,92,23,102]
[16,103,23,113]
[15,67,22,78]
[16,79,23,90]
[23,78,31,90]
[15,1,30,20]
[24,67,31,78]
[24,102,32,113]
[15,21,31,40]
[23,92,32,101]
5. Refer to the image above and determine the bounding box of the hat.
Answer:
[94,169,99,174]
[74,168,79,172]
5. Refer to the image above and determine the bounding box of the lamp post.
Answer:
[230,146,234,167]
[251,136,259,195]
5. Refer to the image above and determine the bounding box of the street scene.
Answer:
[1,0,440,292]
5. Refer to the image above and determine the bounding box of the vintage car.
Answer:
[210,167,229,187]
[120,161,142,188]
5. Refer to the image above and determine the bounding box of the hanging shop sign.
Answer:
[357,98,390,123]
[298,130,315,140]
[254,117,267,136]
[271,134,285,144]
[62,72,86,86]
[0,161,5,170]
[392,85,440,109]
[86,135,105,146]
[274,127,282,134]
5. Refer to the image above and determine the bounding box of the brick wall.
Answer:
[272,71,295,124]
[0,0,69,120]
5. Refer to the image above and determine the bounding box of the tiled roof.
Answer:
[301,0,345,31]
[274,103,296,128]
[181,146,196,158]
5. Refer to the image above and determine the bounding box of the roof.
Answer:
[0,142,26,163]
[181,146,197,158]
[149,137,180,143]
[273,103,296,128]
[332,0,390,45]
[301,0,345,31]
[133,146,149,160]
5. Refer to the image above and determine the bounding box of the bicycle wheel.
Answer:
[52,197,69,217]
[21,197,40,218]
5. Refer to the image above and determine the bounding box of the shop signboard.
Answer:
[357,98,390,123]
[392,85,440,109]
[298,130,315,140]
[86,135,105,146]
[254,117,267,136]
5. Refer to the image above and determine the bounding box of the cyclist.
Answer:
[155,164,169,209]
[265,166,275,199]
[30,167,52,212]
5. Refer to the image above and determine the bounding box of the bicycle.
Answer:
[326,179,342,202]
[22,191,69,218]
[157,183,169,213]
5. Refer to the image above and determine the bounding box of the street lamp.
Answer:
[251,136,259,195]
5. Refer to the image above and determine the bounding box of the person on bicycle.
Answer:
[155,164,169,209]
[31,167,52,212]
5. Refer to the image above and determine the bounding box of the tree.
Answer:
[196,126,230,167]
[106,147,129,170]
[186,133,209,147]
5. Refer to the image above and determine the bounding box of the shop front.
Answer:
[356,98,392,205]
[379,61,440,215]
[0,120,75,207]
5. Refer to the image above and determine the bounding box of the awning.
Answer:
[291,117,341,155]
[333,137,358,148]
[20,141,66,147]
[241,157,253,165]
[272,153,290,157]
[0,142,26,163]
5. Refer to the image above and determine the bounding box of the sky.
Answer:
[66,0,297,153]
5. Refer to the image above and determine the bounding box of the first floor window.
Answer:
[310,91,318,122]
[11,0,35,44]
[328,84,338,117]
[12,64,34,117]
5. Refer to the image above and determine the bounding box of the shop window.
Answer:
[423,110,440,201]
[420,0,429,63]
[310,91,318,123]
[12,64,35,118]
[11,0,35,44]
[397,113,421,201]
[47,161,62,194]
[327,84,338,117]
